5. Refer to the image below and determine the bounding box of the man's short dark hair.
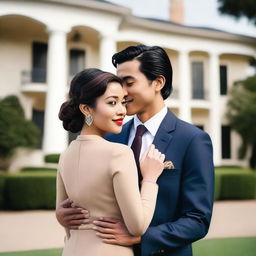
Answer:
[112,44,173,99]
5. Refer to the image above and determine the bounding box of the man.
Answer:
[56,45,214,256]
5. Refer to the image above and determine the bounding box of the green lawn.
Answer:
[0,248,62,256]
[0,237,255,256]
[193,237,256,256]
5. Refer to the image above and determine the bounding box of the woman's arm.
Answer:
[110,145,162,236]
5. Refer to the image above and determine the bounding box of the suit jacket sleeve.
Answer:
[142,132,214,249]
[56,155,70,239]
[110,145,159,237]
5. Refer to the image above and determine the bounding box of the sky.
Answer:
[107,0,256,37]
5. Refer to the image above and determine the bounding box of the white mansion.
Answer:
[0,0,255,170]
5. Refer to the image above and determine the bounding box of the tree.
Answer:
[227,76,256,169]
[218,0,256,24]
[218,0,256,168]
[0,95,40,170]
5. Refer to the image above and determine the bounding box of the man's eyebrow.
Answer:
[122,76,135,81]
[104,96,119,100]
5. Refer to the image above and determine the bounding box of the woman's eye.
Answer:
[108,101,116,105]
[122,100,127,105]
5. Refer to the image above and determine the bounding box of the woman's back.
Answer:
[60,135,125,220]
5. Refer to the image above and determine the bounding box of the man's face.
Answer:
[116,59,157,116]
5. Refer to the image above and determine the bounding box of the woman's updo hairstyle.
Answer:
[59,68,122,133]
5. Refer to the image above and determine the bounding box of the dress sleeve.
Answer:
[56,155,70,240]
[110,145,158,236]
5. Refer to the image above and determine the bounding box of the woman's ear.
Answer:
[153,75,165,92]
[79,104,92,116]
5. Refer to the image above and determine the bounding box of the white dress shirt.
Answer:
[128,106,168,159]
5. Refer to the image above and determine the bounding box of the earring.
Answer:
[85,114,93,126]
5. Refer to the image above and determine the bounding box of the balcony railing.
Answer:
[21,68,46,85]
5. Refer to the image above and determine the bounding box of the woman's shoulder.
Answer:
[107,141,133,155]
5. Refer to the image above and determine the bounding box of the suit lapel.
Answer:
[152,110,177,154]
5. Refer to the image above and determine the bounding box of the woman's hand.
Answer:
[140,144,165,183]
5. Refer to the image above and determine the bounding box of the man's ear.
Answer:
[79,104,92,116]
[153,75,165,92]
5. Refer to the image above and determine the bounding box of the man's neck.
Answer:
[137,100,165,123]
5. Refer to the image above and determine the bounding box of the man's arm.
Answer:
[93,217,140,246]
[56,198,90,229]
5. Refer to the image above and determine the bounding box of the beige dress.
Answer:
[56,135,158,256]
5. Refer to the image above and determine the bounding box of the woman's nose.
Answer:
[117,103,126,115]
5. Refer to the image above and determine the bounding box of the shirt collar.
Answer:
[133,106,168,137]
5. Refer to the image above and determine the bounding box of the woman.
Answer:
[57,68,165,256]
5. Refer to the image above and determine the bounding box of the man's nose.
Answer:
[123,87,128,96]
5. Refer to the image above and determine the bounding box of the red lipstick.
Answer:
[113,118,124,126]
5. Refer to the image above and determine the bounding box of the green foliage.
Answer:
[20,167,57,172]
[3,171,56,210]
[44,154,60,164]
[0,95,40,161]
[226,75,256,169]
[218,0,256,24]
[0,175,6,208]
[215,168,256,200]
[214,172,221,201]
[1,167,255,211]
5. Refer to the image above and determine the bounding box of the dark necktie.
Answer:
[131,125,147,256]
[131,124,147,185]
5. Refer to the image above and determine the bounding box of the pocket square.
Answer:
[164,161,175,169]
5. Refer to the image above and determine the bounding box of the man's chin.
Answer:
[126,110,137,116]
[126,104,138,116]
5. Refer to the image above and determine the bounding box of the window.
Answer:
[32,42,47,83]
[69,49,85,76]
[220,65,228,95]
[32,109,45,149]
[191,62,204,99]
[221,125,231,159]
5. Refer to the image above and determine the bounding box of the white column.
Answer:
[178,50,191,123]
[43,28,69,154]
[99,33,116,73]
[209,52,221,165]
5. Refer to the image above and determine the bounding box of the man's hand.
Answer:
[56,198,90,229]
[93,217,141,246]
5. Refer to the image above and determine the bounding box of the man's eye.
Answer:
[126,82,134,87]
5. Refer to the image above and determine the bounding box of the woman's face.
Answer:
[89,82,127,135]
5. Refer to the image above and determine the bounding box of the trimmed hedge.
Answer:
[0,175,6,208]
[214,172,221,201]
[21,167,57,172]
[44,154,60,164]
[0,167,255,210]
[215,169,256,200]
[3,171,56,210]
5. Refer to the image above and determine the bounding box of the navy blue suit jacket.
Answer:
[106,110,214,256]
